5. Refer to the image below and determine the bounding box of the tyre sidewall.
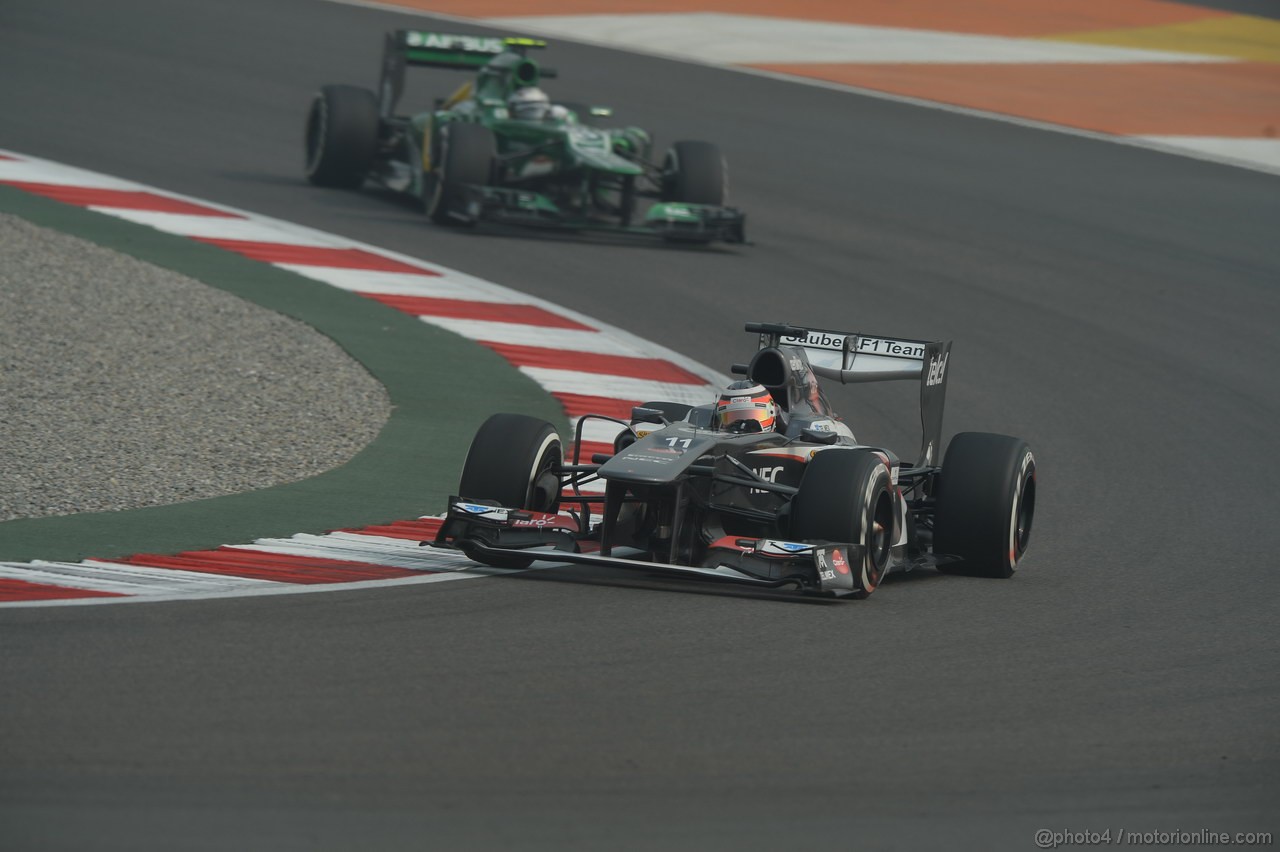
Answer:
[305,85,378,188]
[429,122,494,224]
[458,413,562,512]
[790,449,894,597]
[661,141,726,206]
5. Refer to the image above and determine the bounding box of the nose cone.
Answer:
[598,429,716,485]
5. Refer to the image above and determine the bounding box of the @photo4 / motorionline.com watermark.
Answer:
[1035,828,1273,848]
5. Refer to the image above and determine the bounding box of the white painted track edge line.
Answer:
[0,560,573,609]
[0,148,735,384]
[312,0,1280,181]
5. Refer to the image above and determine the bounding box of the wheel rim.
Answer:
[530,467,559,512]
[661,151,678,199]
[525,437,562,513]
[304,101,326,174]
[425,170,444,215]
[868,491,893,577]
[427,167,446,216]
[1013,475,1035,558]
[428,131,451,216]
[1007,451,1036,569]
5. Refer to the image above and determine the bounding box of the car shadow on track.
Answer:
[218,170,311,188]
[362,188,748,252]
[488,559,950,605]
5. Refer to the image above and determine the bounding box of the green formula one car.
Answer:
[305,30,747,244]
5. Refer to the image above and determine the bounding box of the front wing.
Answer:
[428,499,860,597]
[452,185,748,244]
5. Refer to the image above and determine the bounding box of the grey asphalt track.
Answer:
[2,1,1277,849]
[1179,0,1280,17]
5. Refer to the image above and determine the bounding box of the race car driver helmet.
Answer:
[714,381,777,433]
[509,87,551,120]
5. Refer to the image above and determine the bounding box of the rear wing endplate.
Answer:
[746,323,951,467]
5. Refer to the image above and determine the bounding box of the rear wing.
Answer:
[397,30,545,69]
[379,30,549,117]
[745,323,951,467]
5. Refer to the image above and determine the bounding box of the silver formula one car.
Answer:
[429,322,1036,599]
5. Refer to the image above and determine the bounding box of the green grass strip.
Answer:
[0,184,568,562]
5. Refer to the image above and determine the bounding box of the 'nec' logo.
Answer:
[926,352,949,387]
[751,466,783,494]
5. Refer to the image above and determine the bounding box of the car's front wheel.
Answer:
[660,141,726,206]
[933,432,1036,578]
[459,414,562,513]
[304,85,379,188]
[457,414,562,568]
[426,122,495,225]
[790,449,894,598]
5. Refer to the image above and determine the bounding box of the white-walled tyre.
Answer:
[790,449,894,599]
[456,414,562,570]
[458,414,562,513]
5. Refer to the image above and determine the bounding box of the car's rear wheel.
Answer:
[426,122,495,225]
[304,85,379,188]
[934,432,1036,578]
[661,141,726,206]
[790,449,894,598]
[457,414,562,568]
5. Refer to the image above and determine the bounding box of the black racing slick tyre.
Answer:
[304,85,378,189]
[457,414,563,569]
[790,449,895,599]
[934,432,1036,579]
[661,141,726,206]
[427,122,495,225]
[459,414,562,512]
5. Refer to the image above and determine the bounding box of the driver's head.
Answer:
[714,381,777,433]
[508,87,550,120]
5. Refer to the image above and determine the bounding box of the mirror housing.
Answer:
[801,427,839,445]
[630,406,667,426]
